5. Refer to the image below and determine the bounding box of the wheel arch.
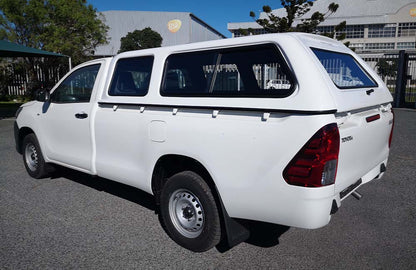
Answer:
[15,126,35,154]
[151,154,250,249]
[151,154,217,205]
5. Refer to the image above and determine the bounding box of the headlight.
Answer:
[15,106,23,118]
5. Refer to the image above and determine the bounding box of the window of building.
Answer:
[233,29,267,37]
[398,22,416,37]
[252,29,268,35]
[316,26,335,35]
[161,44,295,97]
[397,42,416,49]
[337,25,365,39]
[365,43,395,50]
[312,48,377,89]
[317,25,364,39]
[346,25,365,39]
[233,31,243,38]
[368,24,396,38]
[109,56,154,96]
[349,43,365,51]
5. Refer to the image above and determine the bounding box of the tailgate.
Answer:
[335,103,393,195]
[310,47,394,194]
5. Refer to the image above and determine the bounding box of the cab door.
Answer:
[39,63,102,172]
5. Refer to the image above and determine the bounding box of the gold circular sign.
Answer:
[410,8,416,17]
[168,19,182,33]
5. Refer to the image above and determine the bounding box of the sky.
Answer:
[87,0,281,38]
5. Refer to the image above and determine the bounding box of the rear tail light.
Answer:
[283,123,340,187]
[389,109,394,148]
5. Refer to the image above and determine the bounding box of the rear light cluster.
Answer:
[283,123,340,187]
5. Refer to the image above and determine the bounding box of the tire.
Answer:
[22,133,50,179]
[159,171,221,252]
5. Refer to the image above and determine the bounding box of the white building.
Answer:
[228,0,416,53]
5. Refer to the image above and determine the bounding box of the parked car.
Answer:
[14,33,394,252]
[328,73,365,87]
[266,79,291,89]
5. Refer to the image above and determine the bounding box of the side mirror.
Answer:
[36,90,50,102]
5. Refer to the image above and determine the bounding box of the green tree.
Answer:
[376,58,398,81]
[0,0,108,64]
[249,0,346,41]
[118,27,163,53]
[0,0,108,95]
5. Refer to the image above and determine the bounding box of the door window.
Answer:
[51,64,101,103]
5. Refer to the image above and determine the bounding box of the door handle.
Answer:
[75,112,88,119]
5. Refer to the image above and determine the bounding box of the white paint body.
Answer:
[16,33,393,229]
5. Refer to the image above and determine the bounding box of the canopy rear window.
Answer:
[312,48,377,89]
[160,44,296,98]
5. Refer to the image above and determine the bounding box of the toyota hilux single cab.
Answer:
[14,33,394,252]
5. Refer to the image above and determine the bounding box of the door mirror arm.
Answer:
[45,91,50,102]
[36,90,51,103]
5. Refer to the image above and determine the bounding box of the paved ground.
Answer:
[1,109,415,269]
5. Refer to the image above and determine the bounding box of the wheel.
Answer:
[159,171,221,252]
[22,133,50,179]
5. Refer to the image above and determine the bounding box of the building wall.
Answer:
[190,16,224,43]
[332,2,416,53]
[228,0,416,53]
[95,11,224,56]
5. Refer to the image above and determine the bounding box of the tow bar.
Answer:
[351,191,362,200]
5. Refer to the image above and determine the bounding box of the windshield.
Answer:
[312,48,377,89]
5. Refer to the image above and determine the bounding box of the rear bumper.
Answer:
[225,159,388,229]
[338,158,388,202]
[225,183,336,229]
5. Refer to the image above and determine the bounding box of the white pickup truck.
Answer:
[14,33,394,252]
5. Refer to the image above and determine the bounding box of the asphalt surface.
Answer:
[1,109,415,269]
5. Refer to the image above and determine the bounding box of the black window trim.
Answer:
[311,47,379,90]
[160,43,298,98]
[108,55,155,97]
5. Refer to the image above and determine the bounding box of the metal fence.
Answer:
[360,53,398,90]
[360,51,416,108]
[2,61,68,96]
[406,54,416,106]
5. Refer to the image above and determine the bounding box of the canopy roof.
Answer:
[0,40,65,57]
